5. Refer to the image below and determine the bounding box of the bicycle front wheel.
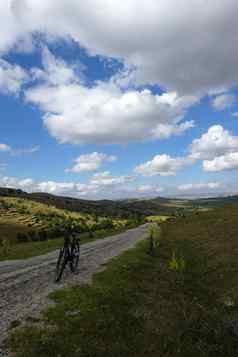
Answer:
[71,243,80,272]
[55,248,67,282]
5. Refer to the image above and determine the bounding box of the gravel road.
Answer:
[0,224,148,354]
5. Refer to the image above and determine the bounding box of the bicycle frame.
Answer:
[55,234,81,282]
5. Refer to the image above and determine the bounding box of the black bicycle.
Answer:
[55,233,81,282]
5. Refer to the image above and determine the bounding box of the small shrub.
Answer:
[38,230,48,241]
[47,229,61,240]
[16,232,29,243]
[29,231,39,242]
[148,224,161,242]
[169,250,185,271]
[0,237,10,254]
[89,230,94,238]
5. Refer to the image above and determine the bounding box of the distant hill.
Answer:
[193,195,238,207]
[0,187,182,218]
[0,186,237,218]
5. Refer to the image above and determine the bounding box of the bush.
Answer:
[46,229,62,240]
[16,232,29,243]
[18,207,27,215]
[98,218,114,230]
[168,250,185,272]
[0,237,10,254]
[38,230,48,241]
[89,230,94,238]
[29,231,39,242]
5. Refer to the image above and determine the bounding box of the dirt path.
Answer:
[0,224,148,353]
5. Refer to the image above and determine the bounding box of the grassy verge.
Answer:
[146,215,170,223]
[0,226,132,261]
[8,205,238,356]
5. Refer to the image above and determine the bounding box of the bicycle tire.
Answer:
[71,242,80,272]
[55,248,66,282]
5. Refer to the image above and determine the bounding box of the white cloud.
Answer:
[0,172,134,198]
[11,146,40,156]
[232,112,238,117]
[212,94,236,111]
[0,173,234,199]
[136,185,164,194]
[135,125,238,176]
[0,59,28,94]
[0,176,35,191]
[137,185,153,193]
[31,47,81,86]
[25,52,197,145]
[0,143,39,156]
[0,175,96,197]
[203,152,238,172]
[17,178,35,189]
[37,181,77,195]
[135,154,194,176]
[0,144,11,152]
[189,125,238,172]
[66,152,116,173]
[90,171,133,186]
[178,182,222,191]
[189,125,238,160]
[1,1,238,94]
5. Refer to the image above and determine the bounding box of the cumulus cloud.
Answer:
[0,173,233,199]
[0,173,160,199]
[189,125,238,172]
[0,175,96,196]
[66,152,116,173]
[212,94,236,111]
[136,185,164,193]
[203,152,238,172]
[0,59,28,94]
[0,176,36,191]
[1,1,238,94]
[135,125,238,176]
[31,46,81,86]
[36,181,91,196]
[0,171,135,198]
[90,171,133,186]
[25,51,197,145]
[135,154,194,176]
[189,125,238,160]
[178,182,222,191]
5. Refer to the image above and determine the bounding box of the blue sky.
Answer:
[0,1,238,199]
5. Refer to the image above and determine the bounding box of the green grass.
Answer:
[0,195,132,261]
[0,196,128,243]
[7,204,238,356]
[0,227,130,261]
[0,237,64,261]
[146,215,170,223]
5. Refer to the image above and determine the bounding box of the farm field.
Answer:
[8,203,238,356]
[0,197,130,261]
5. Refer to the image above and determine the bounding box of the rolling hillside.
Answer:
[0,196,129,260]
[8,203,238,356]
[0,186,219,218]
